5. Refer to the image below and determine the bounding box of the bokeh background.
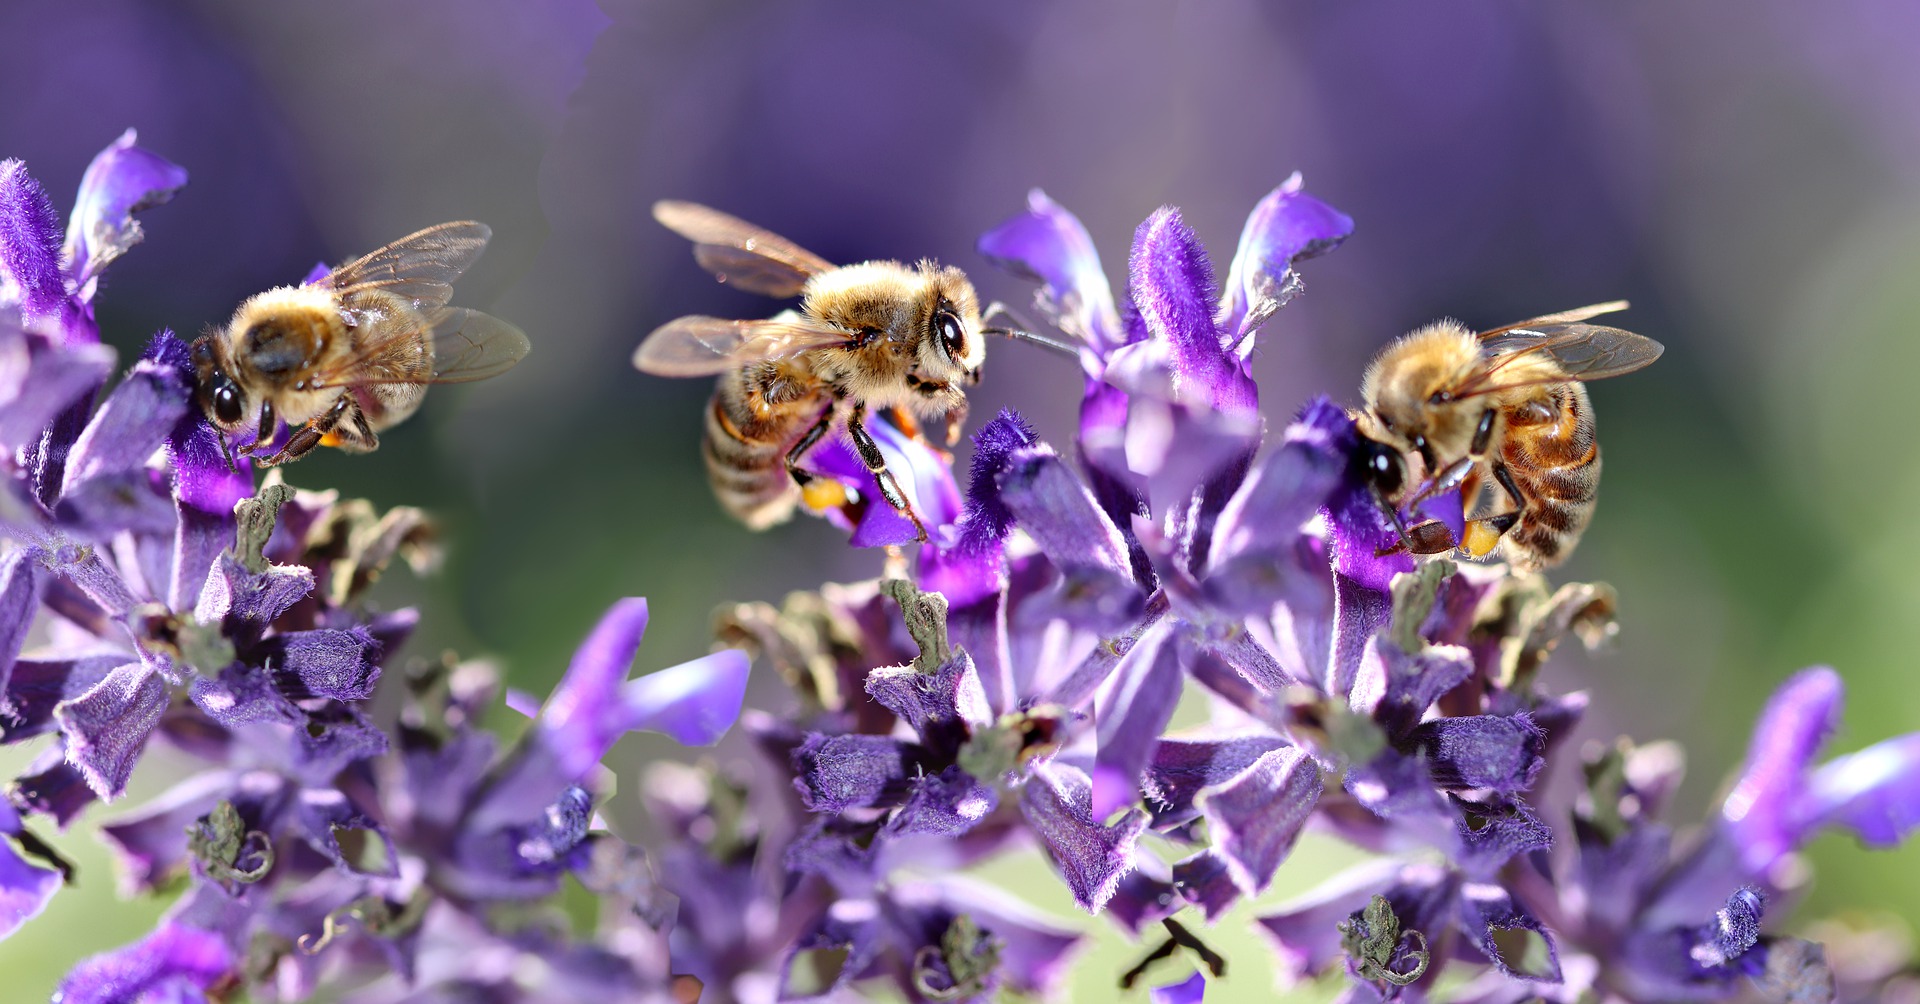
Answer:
[4,0,1919,998]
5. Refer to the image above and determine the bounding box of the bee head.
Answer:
[1354,433,1408,499]
[190,333,250,432]
[1360,322,1483,466]
[916,265,985,389]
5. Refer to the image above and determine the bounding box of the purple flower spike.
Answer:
[1414,713,1546,795]
[1020,763,1148,912]
[1128,207,1254,417]
[1217,173,1356,347]
[977,188,1122,360]
[53,663,168,799]
[0,160,67,320]
[1150,971,1207,1004]
[1199,746,1322,894]
[1721,667,1841,876]
[54,921,233,1004]
[63,129,189,289]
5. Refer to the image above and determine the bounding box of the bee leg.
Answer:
[847,403,928,543]
[782,406,838,487]
[258,396,377,466]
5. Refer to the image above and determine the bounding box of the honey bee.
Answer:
[191,221,530,466]
[1354,301,1662,570]
[635,200,1065,539]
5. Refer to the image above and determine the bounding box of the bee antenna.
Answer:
[983,325,1079,358]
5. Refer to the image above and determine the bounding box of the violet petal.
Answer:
[885,766,998,838]
[53,921,232,1004]
[98,771,230,894]
[0,549,46,697]
[1720,667,1841,876]
[0,160,67,320]
[1199,746,1322,893]
[1805,732,1920,847]
[1171,850,1241,920]
[1257,859,1406,985]
[1,654,122,742]
[977,188,1122,358]
[262,627,380,701]
[791,733,909,814]
[53,663,166,799]
[1217,174,1356,345]
[0,323,115,453]
[1128,207,1254,416]
[298,786,400,877]
[1140,736,1290,828]
[1019,762,1147,912]
[1456,881,1563,982]
[62,129,189,287]
[1413,712,1547,795]
[194,553,314,627]
[866,651,992,746]
[1454,796,1554,879]
[1092,619,1184,821]
[145,332,254,515]
[61,352,190,495]
[0,823,60,940]
[1150,971,1207,1004]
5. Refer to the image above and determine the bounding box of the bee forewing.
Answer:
[329,221,492,310]
[1478,300,1629,338]
[1478,324,1663,381]
[653,200,833,298]
[633,315,848,378]
[425,307,531,383]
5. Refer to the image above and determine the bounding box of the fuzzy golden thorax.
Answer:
[194,285,352,436]
[1360,321,1488,464]
[801,259,983,417]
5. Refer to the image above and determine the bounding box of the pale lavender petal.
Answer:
[1121,396,1261,539]
[1140,736,1289,828]
[0,549,46,698]
[617,648,749,747]
[297,787,400,877]
[1151,971,1207,1004]
[1257,859,1406,985]
[194,554,314,627]
[61,352,190,495]
[1,654,122,741]
[1329,571,1391,700]
[997,445,1141,630]
[1019,762,1147,912]
[1414,713,1546,795]
[977,188,1121,358]
[0,822,60,940]
[1455,796,1554,879]
[1200,746,1321,893]
[1805,732,1920,846]
[1107,866,1181,935]
[1349,637,1474,743]
[885,767,997,837]
[1456,881,1562,982]
[1205,407,1350,603]
[1129,207,1254,416]
[866,651,992,746]
[62,130,189,287]
[291,706,389,783]
[0,322,114,455]
[791,733,909,814]
[1721,667,1841,875]
[263,627,380,701]
[98,772,230,894]
[1171,850,1240,920]
[797,417,962,549]
[53,662,166,799]
[0,160,66,319]
[1092,619,1183,820]
[188,666,302,730]
[54,921,232,1004]
[53,470,175,539]
[1217,174,1355,345]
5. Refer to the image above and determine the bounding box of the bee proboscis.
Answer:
[191,221,530,466]
[1354,301,1663,569]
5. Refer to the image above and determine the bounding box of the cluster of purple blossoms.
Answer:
[5,132,1920,1004]
[706,180,1920,1003]
[0,137,750,1003]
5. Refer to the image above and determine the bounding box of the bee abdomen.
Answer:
[1502,443,1600,569]
[702,387,809,530]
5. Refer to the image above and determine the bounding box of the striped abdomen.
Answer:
[703,362,830,530]
[1496,382,1600,569]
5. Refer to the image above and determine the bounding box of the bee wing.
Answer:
[653,200,834,298]
[1450,319,1664,398]
[1474,300,1630,339]
[307,307,529,389]
[633,315,849,377]
[328,221,492,310]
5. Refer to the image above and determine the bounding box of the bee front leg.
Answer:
[257,397,376,467]
[846,403,928,543]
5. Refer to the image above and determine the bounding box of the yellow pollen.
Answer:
[801,479,849,512]
[1464,521,1504,557]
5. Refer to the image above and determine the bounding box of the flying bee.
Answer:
[1353,301,1662,570]
[635,200,1068,539]
[191,221,530,467]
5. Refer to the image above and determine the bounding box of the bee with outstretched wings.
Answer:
[192,221,530,466]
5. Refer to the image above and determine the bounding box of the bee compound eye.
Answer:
[210,380,244,425]
[936,310,967,361]
[1358,439,1405,496]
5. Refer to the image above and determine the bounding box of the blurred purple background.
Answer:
[6,0,1920,994]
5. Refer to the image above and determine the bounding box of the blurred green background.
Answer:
[5,0,1920,998]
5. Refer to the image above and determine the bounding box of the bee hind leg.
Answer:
[846,403,928,543]
[781,406,838,488]
[257,397,377,466]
